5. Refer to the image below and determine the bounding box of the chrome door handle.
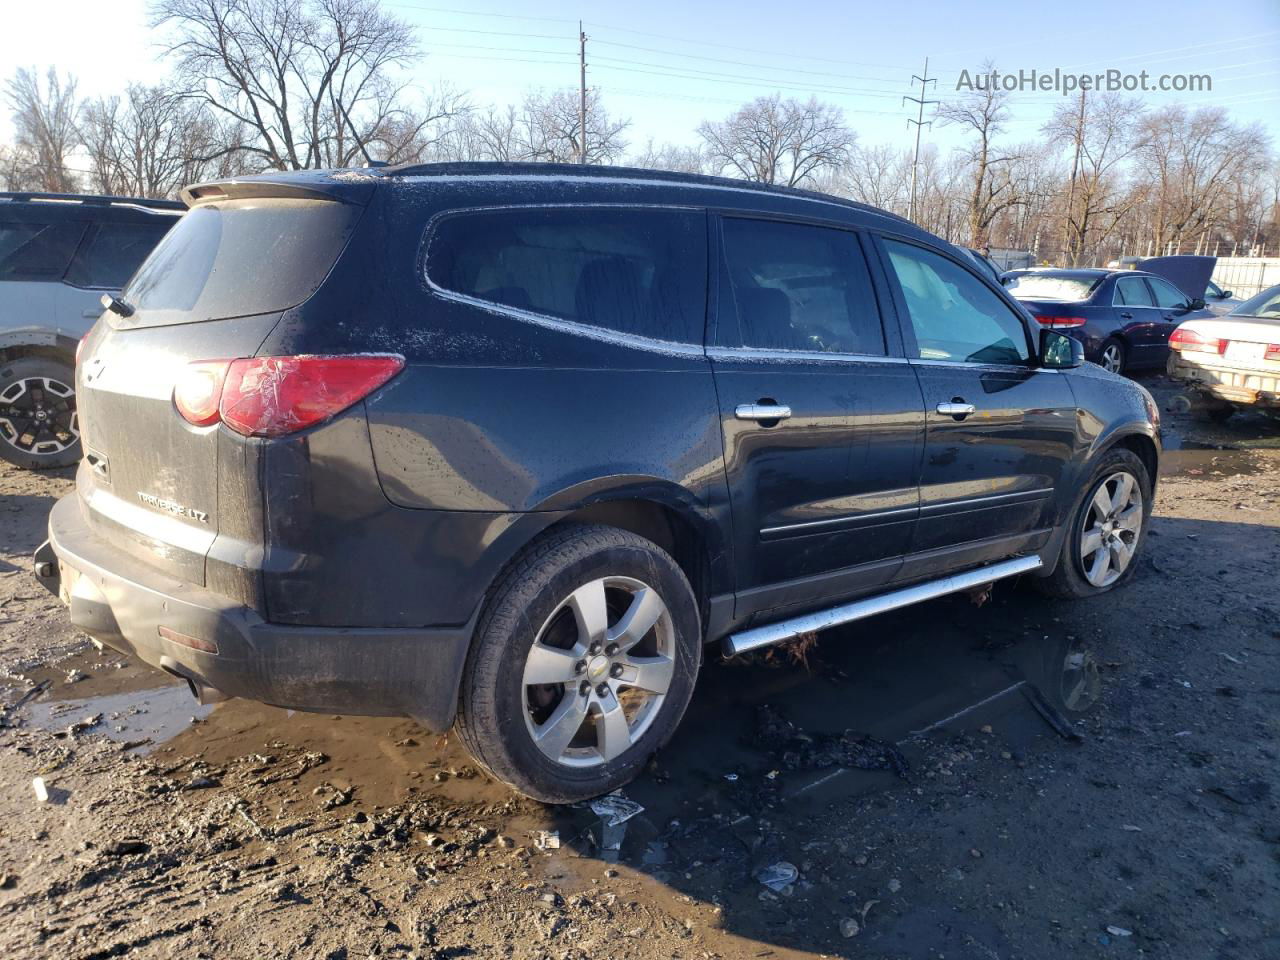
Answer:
[735,403,792,422]
[935,401,976,418]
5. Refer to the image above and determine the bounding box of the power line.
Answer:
[589,38,909,86]
[386,3,576,24]
[589,55,908,97]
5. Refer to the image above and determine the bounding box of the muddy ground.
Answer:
[1,372,1278,960]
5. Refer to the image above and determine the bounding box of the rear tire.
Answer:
[1035,448,1152,600]
[455,524,701,803]
[1097,338,1126,376]
[0,355,80,470]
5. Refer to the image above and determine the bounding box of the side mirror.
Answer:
[1040,329,1084,369]
[1188,298,1206,311]
[1222,290,1233,299]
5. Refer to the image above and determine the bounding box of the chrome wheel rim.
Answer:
[522,576,675,769]
[1100,344,1123,373]
[1079,471,1143,588]
[0,377,79,456]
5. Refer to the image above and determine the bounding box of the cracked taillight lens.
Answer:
[174,354,404,436]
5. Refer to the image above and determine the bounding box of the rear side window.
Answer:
[1148,278,1189,309]
[0,220,86,281]
[65,221,175,289]
[426,207,707,343]
[122,198,361,325]
[720,217,886,356]
[884,238,1030,365]
[1114,276,1154,307]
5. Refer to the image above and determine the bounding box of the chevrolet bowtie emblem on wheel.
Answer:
[136,492,209,523]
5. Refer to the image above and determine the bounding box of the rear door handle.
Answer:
[1118,312,1133,320]
[935,401,976,419]
[735,403,792,423]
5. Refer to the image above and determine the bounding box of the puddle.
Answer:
[1159,447,1264,479]
[7,645,215,751]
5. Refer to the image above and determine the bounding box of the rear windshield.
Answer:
[1232,286,1280,319]
[121,198,361,325]
[1003,274,1100,302]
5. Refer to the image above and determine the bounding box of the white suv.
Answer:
[0,192,181,468]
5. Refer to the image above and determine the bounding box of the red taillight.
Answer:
[1034,315,1086,328]
[1168,328,1226,355]
[174,354,404,436]
[174,360,231,426]
[1266,344,1280,362]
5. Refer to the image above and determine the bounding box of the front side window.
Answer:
[0,220,86,281]
[1114,275,1154,307]
[1148,278,1189,310]
[426,207,707,343]
[65,221,175,289]
[720,217,885,355]
[883,238,1030,364]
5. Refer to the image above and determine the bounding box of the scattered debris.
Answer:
[839,917,860,938]
[32,776,49,803]
[1107,925,1134,937]
[887,878,902,894]
[1208,780,1271,805]
[589,793,644,827]
[755,861,799,892]
[534,830,560,850]
[754,704,910,778]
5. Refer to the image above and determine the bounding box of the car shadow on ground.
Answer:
[534,509,1279,957]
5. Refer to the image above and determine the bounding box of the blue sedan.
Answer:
[1002,268,1217,375]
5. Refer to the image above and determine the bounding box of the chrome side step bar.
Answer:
[722,555,1043,657]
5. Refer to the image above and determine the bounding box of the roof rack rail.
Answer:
[379,162,912,225]
[0,191,185,211]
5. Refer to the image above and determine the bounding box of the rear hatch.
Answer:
[76,185,368,589]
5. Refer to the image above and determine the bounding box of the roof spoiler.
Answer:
[180,173,378,208]
[0,191,184,211]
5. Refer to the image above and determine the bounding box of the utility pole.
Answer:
[578,22,588,164]
[1061,90,1086,266]
[903,58,937,224]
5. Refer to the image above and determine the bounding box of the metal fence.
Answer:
[1210,258,1280,299]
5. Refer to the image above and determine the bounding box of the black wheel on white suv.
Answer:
[0,355,80,470]
[455,524,701,803]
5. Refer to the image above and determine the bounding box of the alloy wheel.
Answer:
[521,576,675,768]
[1079,470,1143,588]
[1099,344,1123,374]
[0,376,79,457]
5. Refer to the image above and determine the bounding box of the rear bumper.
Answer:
[1167,355,1280,408]
[34,494,474,731]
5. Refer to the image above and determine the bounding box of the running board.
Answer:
[722,555,1043,657]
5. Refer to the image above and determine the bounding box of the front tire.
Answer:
[1036,448,1152,600]
[455,524,701,803]
[0,355,81,470]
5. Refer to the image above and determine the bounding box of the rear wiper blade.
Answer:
[99,293,135,318]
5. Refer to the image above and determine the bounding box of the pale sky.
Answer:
[3,0,1278,169]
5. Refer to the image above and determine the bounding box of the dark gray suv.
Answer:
[35,164,1160,802]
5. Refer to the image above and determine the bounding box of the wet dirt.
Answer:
[1,376,1279,959]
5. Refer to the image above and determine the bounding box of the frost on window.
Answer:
[427,208,707,344]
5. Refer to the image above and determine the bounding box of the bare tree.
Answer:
[937,67,1021,246]
[81,84,255,197]
[4,67,81,192]
[837,143,910,214]
[151,0,433,170]
[698,94,853,187]
[629,138,705,174]
[516,89,628,164]
[1043,92,1147,264]
[1137,105,1270,254]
